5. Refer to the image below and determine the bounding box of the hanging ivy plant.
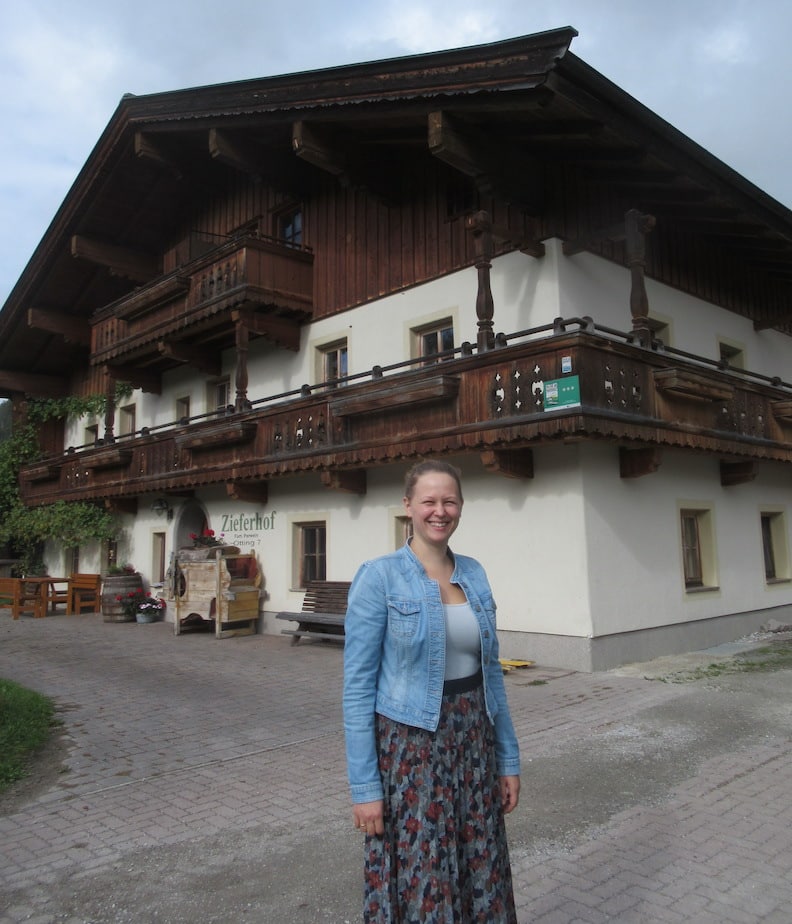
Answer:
[0,423,118,574]
[27,382,134,423]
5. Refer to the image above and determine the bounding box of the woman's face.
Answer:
[403,472,462,548]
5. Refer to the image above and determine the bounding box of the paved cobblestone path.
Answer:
[1,613,791,922]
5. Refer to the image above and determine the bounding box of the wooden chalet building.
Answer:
[3,27,792,668]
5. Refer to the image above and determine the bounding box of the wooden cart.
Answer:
[173,547,260,638]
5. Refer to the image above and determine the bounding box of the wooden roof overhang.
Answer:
[1,26,792,400]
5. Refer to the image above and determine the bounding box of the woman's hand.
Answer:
[499,775,520,814]
[353,799,385,836]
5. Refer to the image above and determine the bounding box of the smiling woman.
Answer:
[343,459,520,923]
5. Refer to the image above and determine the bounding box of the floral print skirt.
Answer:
[364,685,517,923]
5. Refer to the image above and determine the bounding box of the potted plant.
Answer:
[179,529,238,561]
[116,588,167,623]
[101,564,144,622]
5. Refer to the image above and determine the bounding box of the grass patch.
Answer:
[0,677,57,792]
[657,638,792,683]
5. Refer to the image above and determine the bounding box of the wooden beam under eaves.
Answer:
[71,234,158,283]
[226,481,269,504]
[619,446,662,479]
[320,469,367,495]
[157,341,222,376]
[105,364,161,395]
[480,449,534,479]
[292,120,346,176]
[428,111,485,180]
[209,128,261,178]
[428,111,543,211]
[233,309,302,351]
[104,497,138,515]
[0,370,67,398]
[720,460,756,487]
[134,132,183,179]
[27,308,91,346]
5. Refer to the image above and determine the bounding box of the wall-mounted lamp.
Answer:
[151,498,173,520]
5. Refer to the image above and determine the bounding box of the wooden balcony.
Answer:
[19,322,792,506]
[91,235,313,369]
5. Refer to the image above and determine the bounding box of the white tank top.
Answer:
[443,602,481,680]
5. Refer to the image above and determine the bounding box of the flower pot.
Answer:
[101,572,143,623]
[178,545,240,562]
[135,611,157,623]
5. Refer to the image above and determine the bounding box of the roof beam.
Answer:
[320,468,367,495]
[105,363,161,394]
[157,340,222,376]
[27,307,91,346]
[0,370,68,398]
[134,131,183,179]
[209,128,262,178]
[292,120,395,204]
[226,480,269,504]
[71,234,158,283]
[293,120,346,177]
[428,110,543,209]
[233,308,302,351]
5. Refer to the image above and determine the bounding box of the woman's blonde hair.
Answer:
[403,460,463,502]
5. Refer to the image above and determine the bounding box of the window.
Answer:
[119,404,136,438]
[394,514,412,550]
[413,318,454,365]
[176,396,191,424]
[103,539,118,573]
[278,207,303,247]
[207,378,230,415]
[680,507,717,591]
[152,532,167,584]
[84,423,99,447]
[67,546,80,575]
[719,339,744,370]
[647,315,671,348]
[761,511,790,583]
[296,521,326,586]
[320,340,348,388]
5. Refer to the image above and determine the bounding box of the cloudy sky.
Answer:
[1,0,790,306]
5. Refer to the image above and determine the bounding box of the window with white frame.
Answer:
[393,513,412,550]
[294,521,326,587]
[647,315,671,348]
[118,404,136,438]
[207,378,231,415]
[680,506,718,591]
[760,510,790,583]
[718,339,745,370]
[176,395,191,423]
[413,318,454,365]
[84,423,99,447]
[319,339,348,388]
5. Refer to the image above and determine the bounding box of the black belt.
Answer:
[443,668,482,696]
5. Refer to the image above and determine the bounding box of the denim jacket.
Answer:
[343,542,521,804]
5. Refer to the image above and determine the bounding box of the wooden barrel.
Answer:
[101,572,144,623]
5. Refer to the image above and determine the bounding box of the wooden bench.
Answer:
[276,580,350,644]
[67,573,102,614]
[0,577,46,620]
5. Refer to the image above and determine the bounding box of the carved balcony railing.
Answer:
[90,234,314,367]
[20,317,792,506]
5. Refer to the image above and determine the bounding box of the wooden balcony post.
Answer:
[466,210,495,352]
[233,311,251,411]
[103,367,116,443]
[626,208,656,347]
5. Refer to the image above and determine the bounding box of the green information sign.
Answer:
[543,375,581,411]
